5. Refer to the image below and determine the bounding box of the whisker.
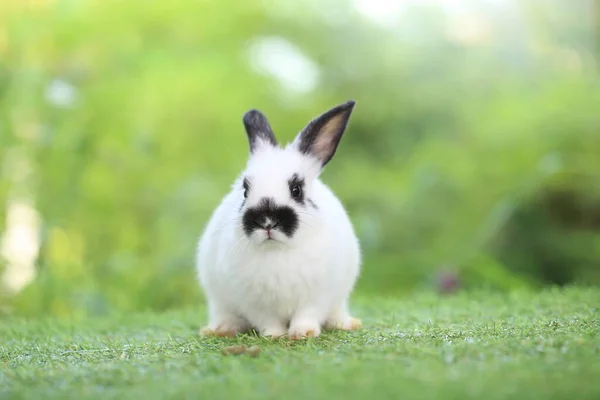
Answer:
[295,210,319,220]
[210,215,242,236]
[298,221,317,230]
[231,234,251,256]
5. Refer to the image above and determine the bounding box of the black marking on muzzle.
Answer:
[242,197,299,238]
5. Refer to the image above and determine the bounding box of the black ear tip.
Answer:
[339,100,356,113]
[243,109,263,124]
[243,109,272,134]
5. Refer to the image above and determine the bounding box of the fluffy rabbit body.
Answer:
[196,101,361,339]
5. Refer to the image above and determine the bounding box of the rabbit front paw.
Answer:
[199,316,250,338]
[324,316,362,331]
[288,319,321,340]
[260,326,287,339]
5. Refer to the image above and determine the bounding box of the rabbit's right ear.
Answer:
[243,109,278,154]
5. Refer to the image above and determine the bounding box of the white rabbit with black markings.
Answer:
[196,100,361,340]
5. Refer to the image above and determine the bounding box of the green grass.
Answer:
[1,287,599,400]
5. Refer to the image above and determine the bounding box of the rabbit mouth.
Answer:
[265,228,275,240]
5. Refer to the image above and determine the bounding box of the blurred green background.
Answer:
[1,0,599,318]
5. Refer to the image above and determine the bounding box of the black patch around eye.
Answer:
[287,173,305,205]
[243,178,250,195]
[242,197,299,238]
[240,178,251,210]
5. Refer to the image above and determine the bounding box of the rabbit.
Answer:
[196,100,362,340]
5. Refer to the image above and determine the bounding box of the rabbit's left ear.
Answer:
[293,100,355,167]
[243,109,278,154]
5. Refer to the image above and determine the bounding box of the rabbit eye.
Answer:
[291,185,302,199]
[288,174,305,203]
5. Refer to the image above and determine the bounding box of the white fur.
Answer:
[196,139,361,339]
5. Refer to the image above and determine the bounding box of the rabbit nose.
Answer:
[263,221,278,230]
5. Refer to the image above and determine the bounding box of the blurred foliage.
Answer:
[0,0,598,317]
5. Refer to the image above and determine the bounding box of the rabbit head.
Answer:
[235,100,356,246]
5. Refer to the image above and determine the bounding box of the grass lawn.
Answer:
[1,286,599,400]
